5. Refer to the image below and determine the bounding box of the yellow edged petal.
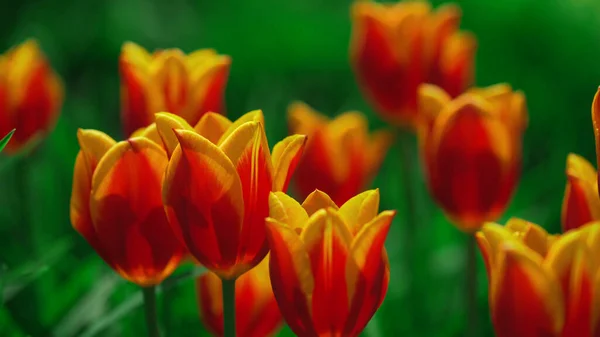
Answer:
[339,189,381,234]
[194,112,233,144]
[302,190,339,216]
[154,112,195,157]
[271,134,307,192]
[268,192,309,233]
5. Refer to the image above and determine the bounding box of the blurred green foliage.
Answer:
[1,0,600,336]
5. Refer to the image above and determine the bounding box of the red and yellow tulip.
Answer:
[418,83,527,232]
[0,39,63,154]
[476,220,600,337]
[350,0,476,127]
[266,189,394,336]
[196,256,282,337]
[70,129,185,286]
[288,102,393,205]
[159,110,306,279]
[561,153,600,232]
[119,42,230,136]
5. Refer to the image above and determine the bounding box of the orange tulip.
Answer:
[350,1,476,127]
[418,83,527,231]
[197,256,282,337]
[266,189,394,336]
[0,39,63,154]
[70,129,185,286]
[561,153,600,232]
[476,220,600,337]
[287,102,393,205]
[160,110,307,279]
[119,42,230,136]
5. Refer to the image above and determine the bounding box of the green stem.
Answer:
[222,278,237,337]
[466,234,478,337]
[142,286,160,337]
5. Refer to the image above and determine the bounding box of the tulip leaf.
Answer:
[79,265,206,337]
[0,129,15,153]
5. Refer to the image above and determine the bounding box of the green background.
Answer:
[1,0,600,336]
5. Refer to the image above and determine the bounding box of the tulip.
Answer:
[561,153,600,232]
[476,220,600,337]
[160,110,307,279]
[266,189,395,336]
[119,42,230,136]
[590,87,600,192]
[350,1,476,127]
[418,83,527,232]
[287,102,393,205]
[0,39,63,154]
[196,255,282,337]
[70,129,185,286]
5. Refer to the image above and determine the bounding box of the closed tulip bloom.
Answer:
[288,102,393,205]
[418,83,527,232]
[0,39,63,154]
[160,110,307,279]
[119,42,230,136]
[70,129,185,286]
[350,1,476,127]
[561,153,600,232]
[476,220,600,337]
[197,256,282,337]
[266,189,395,336]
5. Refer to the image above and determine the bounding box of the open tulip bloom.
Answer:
[266,189,395,337]
[119,42,230,136]
[477,220,600,337]
[0,39,63,154]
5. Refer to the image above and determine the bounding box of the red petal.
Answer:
[163,129,244,278]
[90,138,183,285]
[120,59,150,137]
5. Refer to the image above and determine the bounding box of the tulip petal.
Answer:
[344,210,394,335]
[366,130,394,179]
[187,55,230,125]
[476,232,491,279]
[120,44,151,136]
[218,110,264,145]
[339,189,380,234]
[154,112,195,157]
[562,153,600,232]
[480,222,520,270]
[439,31,477,98]
[302,190,339,216]
[301,209,352,335]
[429,95,513,230]
[163,129,244,278]
[90,137,182,285]
[491,243,564,337]
[287,101,328,136]
[219,121,274,267]
[271,134,307,192]
[418,84,452,127]
[592,87,600,171]
[268,192,309,233]
[546,231,594,337]
[265,218,316,337]
[194,112,233,144]
[70,129,116,265]
[154,53,189,116]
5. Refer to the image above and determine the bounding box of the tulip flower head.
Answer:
[0,39,63,154]
[159,110,307,279]
[477,220,600,337]
[197,255,282,337]
[119,42,230,136]
[561,153,600,232]
[266,189,395,336]
[418,83,527,232]
[70,129,185,286]
[350,0,476,127]
[288,101,393,205]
